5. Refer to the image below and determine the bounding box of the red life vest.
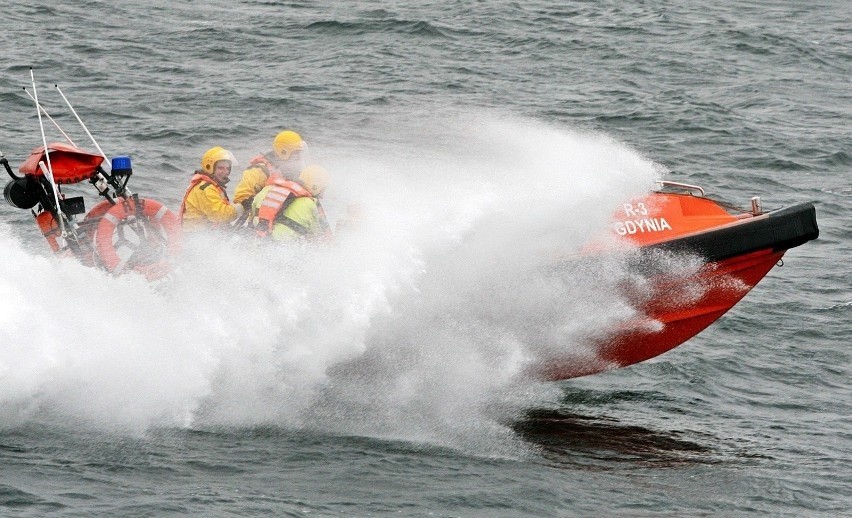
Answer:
[254,176,314,237]
[178,171,229,221]
[247,153,305,182]
[246,154,281,181]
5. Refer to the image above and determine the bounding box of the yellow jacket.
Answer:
[251,184,328,241]
[233,165,268,205]
[179,172,239,231]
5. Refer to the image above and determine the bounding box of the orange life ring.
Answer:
[82,199,115,243]
[93,197,182,279]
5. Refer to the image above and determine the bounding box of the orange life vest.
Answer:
[178,171,229,221]
[247,154,281,180]
[253,176,315,237]
[247,153,306,182]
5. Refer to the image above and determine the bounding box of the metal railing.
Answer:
[656,180,705,196]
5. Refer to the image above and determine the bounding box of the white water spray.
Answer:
[0,115,660,452]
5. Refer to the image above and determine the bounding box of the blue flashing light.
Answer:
[111,155,132,173]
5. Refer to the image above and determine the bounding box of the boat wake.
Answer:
[0,116,660,454]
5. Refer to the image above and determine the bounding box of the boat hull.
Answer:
[540,200,818,380]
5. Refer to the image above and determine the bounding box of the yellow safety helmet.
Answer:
[272,130,306,160]
[201,146,237,172]
[298,164,330,196]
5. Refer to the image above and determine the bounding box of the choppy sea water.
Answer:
[0,1,849,515]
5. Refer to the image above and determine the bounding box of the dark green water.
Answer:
[0,1,849,515]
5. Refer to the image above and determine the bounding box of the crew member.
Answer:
[179,146,244,231]
[250,164,331,242]
[233,130,308,206]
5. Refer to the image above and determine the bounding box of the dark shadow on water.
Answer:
[512,409,717,469]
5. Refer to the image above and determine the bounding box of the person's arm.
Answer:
[233,167,266,205]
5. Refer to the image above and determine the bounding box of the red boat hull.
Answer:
[539,193,818,380]
[541,248,785,380]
